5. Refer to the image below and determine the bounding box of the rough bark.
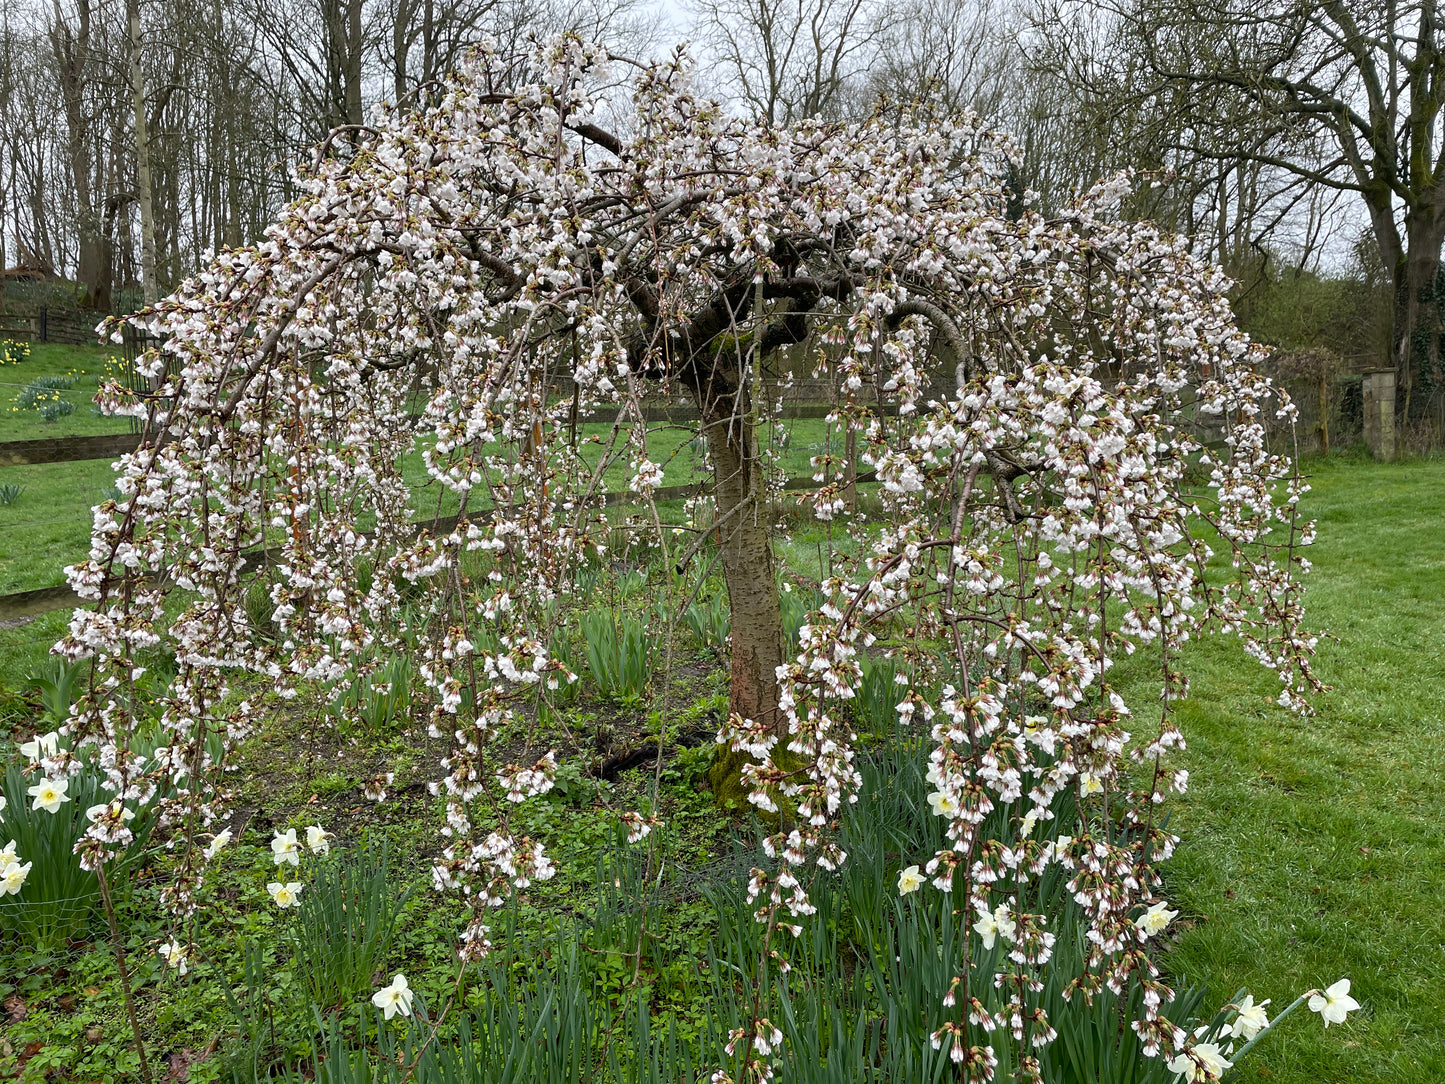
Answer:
[51,0,112,310]
[696,368,786,806]
[1395,208,1445,405]
[127,0,158,307]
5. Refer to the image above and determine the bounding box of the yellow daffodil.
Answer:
[897,865,925,895]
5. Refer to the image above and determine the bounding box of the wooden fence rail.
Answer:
[0,403,893,467]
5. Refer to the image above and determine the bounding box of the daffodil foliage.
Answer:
[56,34,1316,1081]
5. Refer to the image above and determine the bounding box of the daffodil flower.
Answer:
[974,903,1017,950]
[1165,1040,1233,1082]
[1,860,32,896]
[85,800,135,824]
[27,777,70,814]
[0,840,16,865]
[1135,900,1178,938]
[371,973,414,1019]
[1229,993,1270,1040]
[267,881,303,908]
[18,731,60,763]
[1308,978,1359,1027]
[271,828,301,866]
[158,939,189,976]
[305,825,332,855]
[926,790,957,817]
[897,865,925,894]
[204,829,232,859]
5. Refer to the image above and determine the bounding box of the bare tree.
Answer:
[690,0,889,122]
[1036,0,1445,414]
[867,0,1018,117]
[127,0,157,304]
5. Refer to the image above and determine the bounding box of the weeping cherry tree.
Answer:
[53,35,1318,1081]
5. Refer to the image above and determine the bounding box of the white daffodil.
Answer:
[974,903,1017,950]
[18,731,60,762]
[0,840,16,865]
[1136,900,1179,938]
[1079,772,1104,796]
[158,939,190,976]
[371,973,414,1019]
[267,881,303,908]
[1165,1041,1233,1082]
[271,828,301,866]
[305,825,332,855]
[86,800,135,824]
[1,860,32,896]
[1308,978,1360,1027]
[926,790,957,817]
[1229,994,1271,1040]
[897,865,925,895]
[27,777,70,814]
[0,796,6,814]
[204,828,232,859]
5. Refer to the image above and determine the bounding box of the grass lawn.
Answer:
[0,341,131,443]
[1130,455,1445,1083]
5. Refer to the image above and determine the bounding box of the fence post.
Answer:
[1361,369,1396,461]
[39,306,48,343]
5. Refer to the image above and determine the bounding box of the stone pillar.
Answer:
[1361,369,1397,461]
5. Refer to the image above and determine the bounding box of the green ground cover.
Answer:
[0,455,1437,1082]
[0,459,124,595]
[1132,456,1445,1083]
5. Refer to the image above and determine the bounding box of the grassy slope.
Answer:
[1151,457,1445,1083]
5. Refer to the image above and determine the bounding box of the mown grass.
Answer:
[0,341,130,442]
[1118,455,1445,1083]
[0,459,124,594]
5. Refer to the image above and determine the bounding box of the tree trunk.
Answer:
[695,371,786,807]
[344,0,363,127]
[1395,208,1445,418]
[128,0,158,307]
[52,0,113,311]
